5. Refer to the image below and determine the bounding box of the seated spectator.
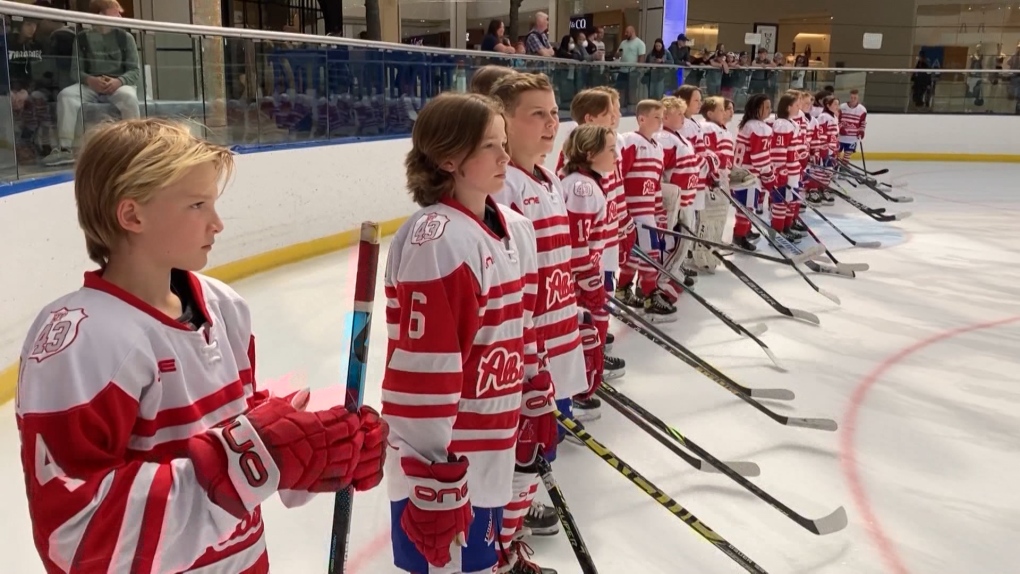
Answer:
[44,0,140,166]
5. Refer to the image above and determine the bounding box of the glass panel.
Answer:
[135,29,205,134]
[0,16,18,182]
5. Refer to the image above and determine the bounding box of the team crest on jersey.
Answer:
[573,182,594,197]
[476,348,524,396]
[411,212,450,246]
[545,268,573,308]
[27,307,88,363]
[641,179,656,196]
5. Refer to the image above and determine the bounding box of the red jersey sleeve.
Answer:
[16,320,260,574]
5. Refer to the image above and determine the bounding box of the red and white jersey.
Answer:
[559,170,608,283]
[619,131,665,219]
[655,128,703,191]
[838,102,867,142]
[701,121,735,172]
[792,111,811,166]
[555,134,624,261]
[494,164,586,399]
[771,118,799,186]
[17,271,270,574]
[382,198,537,508]
[813,113,839,156]
[736,119,775,180]
[678,117,715,188]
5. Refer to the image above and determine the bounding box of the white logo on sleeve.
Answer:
[28,307,88,363]
[411,212,451,246]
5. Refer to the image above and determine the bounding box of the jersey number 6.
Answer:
[409,291,427,339]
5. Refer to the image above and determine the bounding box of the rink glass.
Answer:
[0,5,1018,184]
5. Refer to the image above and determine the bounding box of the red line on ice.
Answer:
[840,314,1020,574]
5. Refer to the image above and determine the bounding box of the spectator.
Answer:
[6,18,54,162]
[525,12,554,57]
[668,33,690,66]
[588,26,607,61]
[645,38,673,97]
[44,0,140,166]
[481,20,515,54]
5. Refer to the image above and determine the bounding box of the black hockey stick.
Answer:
[598,384,848,535]
[840,163,913,203]
[556,413,770,574]
[608,299,840,433]
[647,224,823,267]
[596,383,761,477]
[738,208,857,280]
[631,246,784,370]
[646,225,820,325]
[829,187,911,222]
[789,188,882,249]
[534,456,600,574]
[726,197,841,304]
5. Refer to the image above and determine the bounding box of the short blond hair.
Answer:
[75,119,234,267]
[660,96,687,116]
[490,72,554,114]
[635,99,664,116]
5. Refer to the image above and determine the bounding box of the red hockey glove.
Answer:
[399,456,473,567]
[351,405,389,491]
[574,270,606,314]
[515,370,558,466]
[189,391,365,519]
[578,320,603,399]
[760,171,777,192]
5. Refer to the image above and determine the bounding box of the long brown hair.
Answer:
[405,93,504,206]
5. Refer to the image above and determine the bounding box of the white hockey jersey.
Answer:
[381,198,538,508]
[558,169,609,287]
[493,163,586,399]
[17,271,271,574]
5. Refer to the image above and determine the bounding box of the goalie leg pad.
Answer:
[691,187,730,270]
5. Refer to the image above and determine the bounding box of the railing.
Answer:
[1,0,1018,185]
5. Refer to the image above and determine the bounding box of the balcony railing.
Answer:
[1,0,1017,185]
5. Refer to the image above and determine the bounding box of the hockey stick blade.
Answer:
[698,460,763,477]
[836,261,870,272]
[749,382,793,399]
[791,244,826,265]
[853,240,882,249]
[891,196,914,203]
[818,287,841,305]
[805,260,856,279]
[747,323,768,337]
[810,506,850,536]
[786,416,839,431]
[789,308,822,324]
[892,211,913,221]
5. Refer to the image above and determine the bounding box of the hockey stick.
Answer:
[840,162,913,203]
[328,222,381,574]
[789,188,882,249]
[598,384,848,535]
[556,413,770,574]
[596,384,761,477]
[631,246,784,370]
[796,216,869,274]
[647,225,823,267]
[608,297,838,431]
[737,208,856,280]
[725,198,841,304]
[644,226,820,325]
[534,456,600,574]
[829,187,911,222]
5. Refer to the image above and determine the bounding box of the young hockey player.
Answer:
[654,95,703,300]
[558,123,618,423]
[770,93,805,242]
[838,88,867,164]
[734,94,776,250]
[16,118,389,574]
[470,64,518,96]
[556,88,627,381]
[617,99,676,321]
[805,94,840,205]
[694,96,739,269]
[490,72,586,560]
[384,92,558,574]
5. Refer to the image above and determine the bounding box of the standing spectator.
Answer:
[525,12,555,57]
[43,0,140,166]
[668,33,690,66]
[615,26,646,106]
[645,38,673,97]
[911,52,933,109]
[481,20,515,55]
[6,18,54,162]
[747,47,774,96]
[588,26,607,61]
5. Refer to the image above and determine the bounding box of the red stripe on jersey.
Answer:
[132,464,173,574]
[73,461,142,572]
[132,379,246,438]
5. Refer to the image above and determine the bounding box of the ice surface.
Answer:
[1,161,1019,573]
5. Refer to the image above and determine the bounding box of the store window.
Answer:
[225,0,326,34]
